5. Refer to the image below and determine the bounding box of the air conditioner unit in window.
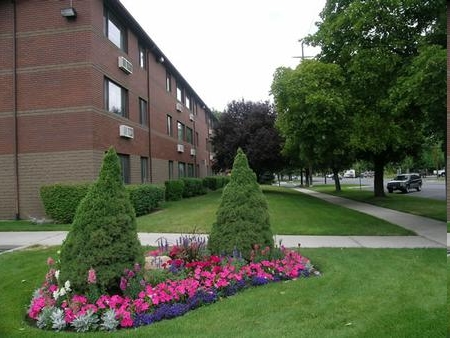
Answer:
[208,128,213,136]
[209,153,214,161]
[177,144,184,153]
[189,113,195,121]
[190,148,196,156]
[119,125,134,139]
[118,56,133,74]
[176,102,183,112]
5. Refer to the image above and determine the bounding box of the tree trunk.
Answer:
[373,155,385,197]
[305,167,310,187]
[333,169,341,191]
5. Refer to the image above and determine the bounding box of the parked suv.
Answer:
[387,173,422,193]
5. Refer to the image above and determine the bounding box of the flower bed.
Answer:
[28,243,319,332]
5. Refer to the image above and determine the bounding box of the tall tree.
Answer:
[307,0,446,196]
[271,60,353,191]
[212,100,285,182]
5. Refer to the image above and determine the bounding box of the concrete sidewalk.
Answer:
[294,188,446,247]
[0,189,446,252]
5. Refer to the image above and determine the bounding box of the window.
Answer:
[168,161,174,180]
[185,95,191,110]
[166,115,173,136]
[139,98,148,126]
[195,132,199,147]
[105,78,128,117]
[141,157,149,183]
[178,162,186,178]
[118,154,130,184]
[176,82,183,102]
[177,121,185,142]
[186,127,193,144]
[166,72,172,92]
[139,45,146,69]
[104,9,127,51]
[187,163,194,177]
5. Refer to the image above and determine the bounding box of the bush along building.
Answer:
[0,0,217,219]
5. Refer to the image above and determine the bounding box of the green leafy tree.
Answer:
[59,147,143,295]
[307,0,446,196]
[208,148,273,259]
[271,60,353,191]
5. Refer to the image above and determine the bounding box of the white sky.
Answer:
[120,0,325,111]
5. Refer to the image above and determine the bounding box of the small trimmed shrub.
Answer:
[127,184,165,216]
[208,148,274,260]
[202,176,229,191]
[59,147,143,295]
[164,180,185,201]
[40,183,90,223]
[181,178,206,197]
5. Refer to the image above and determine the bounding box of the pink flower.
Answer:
[28,296,46,319]
[87,268,97,284]
[47,257,55,266]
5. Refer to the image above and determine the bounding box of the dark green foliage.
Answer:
[40,183,90,223]
[128,184,165,216]
[181,178,206,198]
[41,183,165,222]
[208,149,274,260]
[202,176,229,191]
[59,147,143,295]
[165,180,185,201]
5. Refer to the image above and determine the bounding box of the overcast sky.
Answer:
[120,0,326,111]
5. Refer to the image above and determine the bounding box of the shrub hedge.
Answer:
[202,176,230,190]
[127,184,165,216]
[164,180,185,201]
[40,183,90,224]
[41,183,166,222]
[182,178,207,197]
[41,176,229,222]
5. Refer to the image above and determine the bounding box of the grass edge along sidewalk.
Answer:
[296,187,446,247]
[0,187,413,237]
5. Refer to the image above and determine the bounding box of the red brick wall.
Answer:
[0,0,214,218]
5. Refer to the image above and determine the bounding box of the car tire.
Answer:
[416,185,421,192]
[388,188,393,193]
[403,186,409,193]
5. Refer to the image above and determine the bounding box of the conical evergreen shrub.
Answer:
[59,147,143,295]
[208,148,273,259]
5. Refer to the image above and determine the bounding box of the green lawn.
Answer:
[0,220,71,232]
[310,184,446,221]
[0,187,412,236]
[0,246,444,337]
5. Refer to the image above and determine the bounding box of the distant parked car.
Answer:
[343,169,356,178]
[387,173,422,193]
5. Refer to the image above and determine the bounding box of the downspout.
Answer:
[12,0,20,220]
[146,50,153,182]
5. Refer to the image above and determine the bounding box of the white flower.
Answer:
[59,288,66,297]
[64,280,71,291]
[53,290,59,300]
[55,270,60,280]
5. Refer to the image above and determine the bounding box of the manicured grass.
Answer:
[0,187,412,236]
[137,189,223,233]
[0,220,71,232]
[310,184,446,222]
[447,258,450,335]
[262,186,412,235]
[0,246,445,337]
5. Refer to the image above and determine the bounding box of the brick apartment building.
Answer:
[0,0,217,220]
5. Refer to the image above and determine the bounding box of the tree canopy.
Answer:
[304,0,446,196]
[211,100,285,182]
[271,60,353,190]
